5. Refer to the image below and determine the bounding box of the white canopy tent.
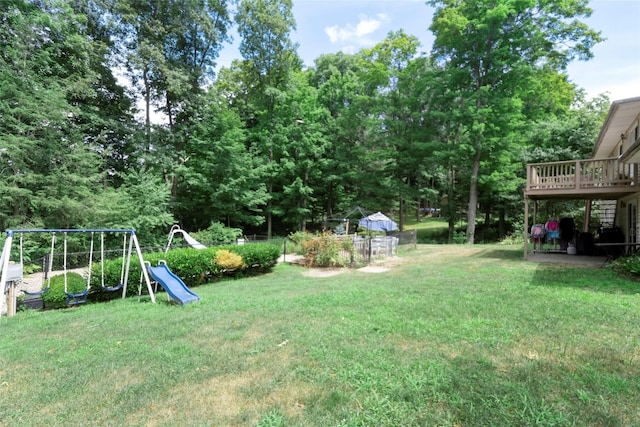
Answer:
[358,212,398,233]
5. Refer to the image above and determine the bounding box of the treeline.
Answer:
[0,0,608,245]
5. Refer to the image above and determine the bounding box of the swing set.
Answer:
[1,229,156,317]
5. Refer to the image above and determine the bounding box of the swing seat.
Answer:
[22,286,50,296]
[65,289,88,306]
[102,282,123,292]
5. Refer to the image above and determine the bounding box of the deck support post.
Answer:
[524,198,530,258]
[584,200,592,232]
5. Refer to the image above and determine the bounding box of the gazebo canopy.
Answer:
[358,212,398,232]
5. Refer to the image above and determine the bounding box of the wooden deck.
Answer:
[525,158,639,200]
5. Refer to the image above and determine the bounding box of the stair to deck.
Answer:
[595,200,617,228]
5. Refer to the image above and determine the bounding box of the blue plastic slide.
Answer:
[146,263,200,305]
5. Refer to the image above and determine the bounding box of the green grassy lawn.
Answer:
[403,216,456,243]
[1,244,639,426]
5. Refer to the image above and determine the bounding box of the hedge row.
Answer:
[37,243,280,306]
[114,243,279,297]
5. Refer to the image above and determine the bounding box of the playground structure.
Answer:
[146,260,200,305]
[1,229,157,317]
[165,225,206,252]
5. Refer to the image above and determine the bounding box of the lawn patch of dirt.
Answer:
[285,252,411,277]
[357,265,389,273]
[303,268,347,278]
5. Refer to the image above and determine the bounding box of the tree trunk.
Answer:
[398,193,404,232]
[143,65,151,147]
[300,169,308,232]
[447,165,456,243]
[466,147,481,244]
[499,208,506,239]
[267,190,272,239]
[448,218,455,243]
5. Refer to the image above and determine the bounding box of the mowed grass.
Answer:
[403,217,451,242]
[1,244,639,426]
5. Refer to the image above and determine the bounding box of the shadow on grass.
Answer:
[531,267,640,295]
[446,354,631,426]
[468,247,524,261]
[468,246,640,295]
[415,227,451,244]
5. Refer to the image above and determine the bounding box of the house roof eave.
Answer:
[591,96,640,159]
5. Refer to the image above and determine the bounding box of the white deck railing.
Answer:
[527,158,638,191]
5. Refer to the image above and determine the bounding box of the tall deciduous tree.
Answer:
[525,92,610,164]
[174,85,268,230]
[235,0,300,237]
[113,0,232,129]
[69,0,137,188]
[428,0,603,243]
[271,71,331,232]
[360,31,432,230]
[312,52,370,217]
[0,0,103,229]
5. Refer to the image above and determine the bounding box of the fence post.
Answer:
[44,253,49,281]
[350,240,354,267]
[283,237,287,263]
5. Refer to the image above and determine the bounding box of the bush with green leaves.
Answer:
[235,243,280,270]
[95,243,280,297]
[41,272,89,309]
[611,255,640,277]
[301,232,352,268]
[286,231,312,255]
[191,222,243,244]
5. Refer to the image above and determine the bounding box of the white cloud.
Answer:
[324,13,390,47]
[356,13,387,37]
[325,25,351,44]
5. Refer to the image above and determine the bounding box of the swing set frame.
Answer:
[1,229,156,317]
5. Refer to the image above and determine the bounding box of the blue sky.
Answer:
[217,0,640,102]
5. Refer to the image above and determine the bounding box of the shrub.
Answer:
[301,232,351,268]
[91,257,126,287]
[611,255,640,277]
[287,231,310,244]
[42,272,89,309]
[453,231,467,244]
[95,242,281,295]
[286,231,312,255]
[164,248,215,286]
[191,222,243,244]
[233,243,280,270]
[499,233,524,245]
[215,249,246,271]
